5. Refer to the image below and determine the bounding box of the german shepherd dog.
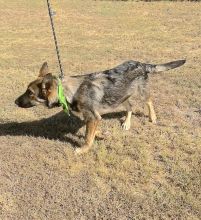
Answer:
[15,59,185,154]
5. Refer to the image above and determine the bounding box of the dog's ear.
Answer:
[41,73,57,96]
[41,73,54,94]
[39,62,49,77]
[41,74,58,106]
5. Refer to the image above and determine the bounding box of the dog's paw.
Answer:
[75,145,90,155]
[149,118,157,125]
[122,121,131,130]
[75,148,83,155]
[151,120,157,125]
[149,115,157,125]
[95,130,104,140]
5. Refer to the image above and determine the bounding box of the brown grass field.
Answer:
[0,0,201,219]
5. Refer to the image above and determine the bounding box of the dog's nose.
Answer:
[15,98,19,106]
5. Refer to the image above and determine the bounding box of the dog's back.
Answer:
[72,59,186,120]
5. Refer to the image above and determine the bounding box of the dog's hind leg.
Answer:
[122,100,132,130]
[139,83,157,124]
[146,97,157,124]
[75,119,99,154]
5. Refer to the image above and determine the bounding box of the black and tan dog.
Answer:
[15,59,185,154]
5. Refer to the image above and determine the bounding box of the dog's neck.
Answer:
[61,76,84,103]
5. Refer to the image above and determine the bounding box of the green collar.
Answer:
[58,79,69,114]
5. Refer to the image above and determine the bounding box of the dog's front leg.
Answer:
[75,120,99,154]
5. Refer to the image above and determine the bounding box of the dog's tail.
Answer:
[146,59,186,73]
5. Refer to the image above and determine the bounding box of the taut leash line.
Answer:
[46,0,64,80]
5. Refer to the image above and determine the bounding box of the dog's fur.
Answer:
[15,59,185,154]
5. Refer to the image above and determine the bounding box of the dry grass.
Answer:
[0,0,201,219]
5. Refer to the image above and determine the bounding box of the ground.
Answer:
[0,0,201,219]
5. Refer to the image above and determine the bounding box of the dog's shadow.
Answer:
[0,111,135,147]
[0,112,85,147]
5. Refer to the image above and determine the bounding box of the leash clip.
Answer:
[50,9,56,16]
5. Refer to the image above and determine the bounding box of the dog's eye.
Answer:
[27,89,35,97]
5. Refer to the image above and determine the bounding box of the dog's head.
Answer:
[15,62,60,108]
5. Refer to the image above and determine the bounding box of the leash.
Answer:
[46,1,69,114]
[46,0,64,80]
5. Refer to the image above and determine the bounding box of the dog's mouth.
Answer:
[47,101,61,109]
[15,95,36,108]
[15,91,61,109]
[15,99,35,108]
